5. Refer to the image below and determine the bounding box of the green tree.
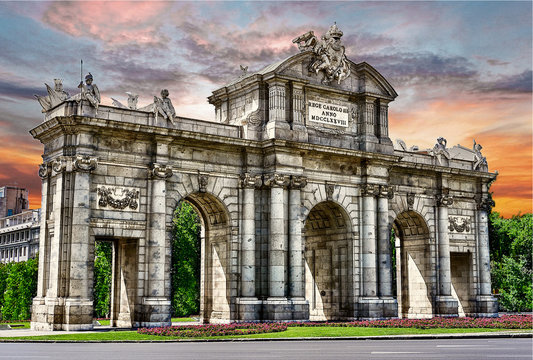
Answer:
[171,201,201,317]
[1,258,38,320]
[93,241,112,318]
[489,212,533,311]
[0,263,11,320]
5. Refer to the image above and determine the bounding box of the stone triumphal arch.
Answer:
[31,24,498,330]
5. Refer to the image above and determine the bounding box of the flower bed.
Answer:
[138,322,288,337]
[138,315,531,337]
[287,314,532,330]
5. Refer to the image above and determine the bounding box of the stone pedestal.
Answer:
[236,298,263,321]
[475,295,498,317]
[138,297,172,327]
[435,295,459,316]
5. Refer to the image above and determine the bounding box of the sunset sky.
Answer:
[0,1,531,217]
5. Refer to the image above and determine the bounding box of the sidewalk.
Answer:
[0,327,530,342]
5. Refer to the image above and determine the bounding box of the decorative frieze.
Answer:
[51,157,67,174]
[97,185,140,212]
[150,163,173,179]
[240,173,262,188]
[264,173,290,188]
[448,216,471,233]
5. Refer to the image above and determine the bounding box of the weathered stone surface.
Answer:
[30,25,497,330]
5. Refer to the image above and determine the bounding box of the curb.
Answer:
[0,331,531,343]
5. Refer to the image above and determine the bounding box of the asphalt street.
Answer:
[0,338,531,360]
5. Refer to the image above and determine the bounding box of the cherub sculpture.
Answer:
[34,79,70,112]
[77,73,101,113]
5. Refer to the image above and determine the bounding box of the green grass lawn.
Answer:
[0,322,31,329]
[2,327,524,341]
[94,317,197,327]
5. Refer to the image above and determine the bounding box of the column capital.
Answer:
[378,185,394,199]
[73,154,98,172]
[290,175,307,190]
[361,183,380,197]
[436,188,453,207]
[150,163,173,179]
[475,194,495,212]
[38,163,51,179]
[264,173,290,188]
[240,173,262,189]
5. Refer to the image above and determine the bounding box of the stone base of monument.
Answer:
[236,297,262,321]
[358,297,398,319]
[31,297,94,331]
[262,297,309,321]
[475,295,499,317]
[136,297,172,328]
[435,295,459,316]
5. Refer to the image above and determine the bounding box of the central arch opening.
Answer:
[304,201,353,321]
[393,211,433,318]
[175,192,231,323]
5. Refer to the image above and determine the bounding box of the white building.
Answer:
[0,209,40,263]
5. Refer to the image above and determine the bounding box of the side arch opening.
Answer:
[176,192,231,323]
[304,201,353,321]
[393,210,433,318]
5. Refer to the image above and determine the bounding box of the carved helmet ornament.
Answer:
[292,23,351,85]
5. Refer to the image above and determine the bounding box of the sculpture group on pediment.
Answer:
[293,23,351,85]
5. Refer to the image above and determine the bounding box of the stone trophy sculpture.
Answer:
[34,79,70,112]
[292,23,351,85]
[77,73,101,114]
[112,92,139,110]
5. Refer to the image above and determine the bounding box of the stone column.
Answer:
[64,154,98,330]
[143,146,173,327]
[361,184,379,298]
[435,190,458,315]
[240,173,262,297]
[236,173,263,320]
[288,176,307,299]
[377,185,393,298]
[476,196,498,316]
[265,173,290,298]
[31,163,52,330]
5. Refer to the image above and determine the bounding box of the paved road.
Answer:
[0,338,531,360]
